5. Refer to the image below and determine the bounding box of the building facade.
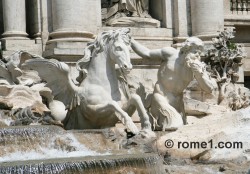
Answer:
[0,0,250,87]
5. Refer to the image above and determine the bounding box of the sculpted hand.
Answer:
[189,59,217,93]
[189,59,205,74]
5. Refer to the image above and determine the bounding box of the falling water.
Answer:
[0,126,105,162]
[0,153,164,174]
[0,126,164,173]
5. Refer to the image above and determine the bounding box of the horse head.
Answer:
[76,28,132,82]
[108,28,132,74]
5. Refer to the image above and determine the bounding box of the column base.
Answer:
[44,30,95,61]
[49,31,94,40]
[43,40,93,62]
[2,31,28,39]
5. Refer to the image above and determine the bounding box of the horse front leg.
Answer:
[128,94,152,130]
[87,101,139,134]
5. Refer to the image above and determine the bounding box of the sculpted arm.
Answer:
[131,38,176,60]
[189,60,218,93]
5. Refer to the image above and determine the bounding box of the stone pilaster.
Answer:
[172,0,191,49]
[44,0,102,60]
[2,0,28,38]
[173,0,189,41]
[190,0,224,40]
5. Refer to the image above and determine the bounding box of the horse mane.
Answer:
[76,28,131,78]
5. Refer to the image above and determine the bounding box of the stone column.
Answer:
[44,0,102,60]
[2,0,28,38]
[190,0,224,40]
[49,0,101,41]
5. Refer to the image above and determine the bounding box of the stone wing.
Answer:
[0,63,13,85]
[22,58,80,110]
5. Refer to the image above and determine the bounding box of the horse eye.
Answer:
[115,46,122,51]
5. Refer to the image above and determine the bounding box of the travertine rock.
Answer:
[155,107,250,163]
[0,85,49,113]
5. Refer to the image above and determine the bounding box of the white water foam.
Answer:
[0,132,111,163]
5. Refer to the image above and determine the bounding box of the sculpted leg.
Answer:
[150,93,183,131]
[87,101,139,134]
[128,93,151,130]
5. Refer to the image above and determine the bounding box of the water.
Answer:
[0,126,107,162]
[0,154,163,174]
[0,126,164,174]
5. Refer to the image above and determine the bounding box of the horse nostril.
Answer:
[124,65,128,69]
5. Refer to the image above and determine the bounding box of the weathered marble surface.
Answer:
[131,37,218,131]
[22,28,152,135]
[106,17,160,28]
[155,107,250,164]
[0,85,61,126]
[190,0,224,40]
[102,0,160,27]
[2,0,28,38]
[184,29,249,116]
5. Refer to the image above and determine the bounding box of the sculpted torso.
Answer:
[156,51,193,95]
[131,37,216,130]
[153,49,194,113]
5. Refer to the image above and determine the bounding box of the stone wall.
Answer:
[223,0,250,76]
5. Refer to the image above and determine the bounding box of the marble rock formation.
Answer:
[155,107,250,164]
[0,51,61,126]
[0,84,60,126]
[184,28,249,116]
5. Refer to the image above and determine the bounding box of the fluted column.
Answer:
[190,0,224,40]
[2,0,28,38]
[50,0,101,41]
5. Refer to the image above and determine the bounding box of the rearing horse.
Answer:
[22,28,151,134]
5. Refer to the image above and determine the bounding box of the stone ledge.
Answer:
[101,27,173,39]
[105,17,161,28]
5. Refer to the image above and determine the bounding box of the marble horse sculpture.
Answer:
[22,28,151,134]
